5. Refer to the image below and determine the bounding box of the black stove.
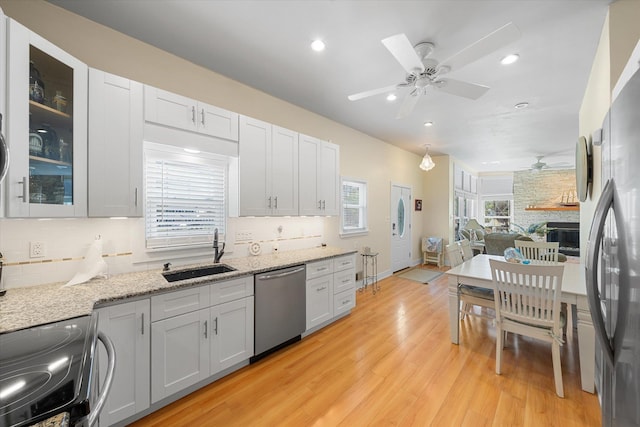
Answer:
[0,315,98,427]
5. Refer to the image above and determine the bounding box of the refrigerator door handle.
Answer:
[586,178,615,367]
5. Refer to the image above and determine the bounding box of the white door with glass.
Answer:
[391,184,412,272]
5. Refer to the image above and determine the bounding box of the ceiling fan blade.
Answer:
[396,92,420,119]
[434,78,490,100]
[381,33,425,74]
[348,84,399,101]
[440,22,521,71]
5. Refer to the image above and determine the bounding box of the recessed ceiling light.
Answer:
[423,121,433,127]
[386,93,397,101]
[184,148,200,154]
[311,39,325,52]
[500,54,519,65]
[514,102,529,109]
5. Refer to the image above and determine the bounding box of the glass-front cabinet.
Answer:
[6,19,87,217]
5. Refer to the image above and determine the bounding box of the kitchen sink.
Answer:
[162,264,236,282]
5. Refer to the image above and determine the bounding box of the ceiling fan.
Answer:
[348,22,521,118]
[528,156,572,172]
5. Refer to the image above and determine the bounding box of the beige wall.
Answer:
[0,0,430,277]
[422,155,453,245]
[579,0,640,262]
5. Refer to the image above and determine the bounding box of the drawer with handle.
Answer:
[306,259,332,280]
[333,254,356,272]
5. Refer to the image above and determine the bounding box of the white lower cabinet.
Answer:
[306,254,356,331]
[151,308,210,403]
[210,297,254,373]
[97,299,150,427]
[306,274,334,330]
[150,276,254,404]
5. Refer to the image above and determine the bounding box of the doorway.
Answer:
[391,183,412,272]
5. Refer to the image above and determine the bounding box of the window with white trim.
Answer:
[145,142,227,250]
[340,178,368,236]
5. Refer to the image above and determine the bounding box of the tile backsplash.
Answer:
[0,216,328,289]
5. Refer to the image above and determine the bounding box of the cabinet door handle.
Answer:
[191,106,196,124]
[317,200,322,209]
[18,177,27,203]
[204,320,208,338]
[317,286,326,292]
[274,196,278,209]
[201,108,205,126]
[141,313,145,335]
[268,196,272,209]
[322,200,326,210]
[214,317,218,335]
[134,187,138,207]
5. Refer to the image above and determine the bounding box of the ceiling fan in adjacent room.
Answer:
[347,23,521,118]
[528,156,572,172]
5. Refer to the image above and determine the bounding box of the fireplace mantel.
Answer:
[525,206,579,211]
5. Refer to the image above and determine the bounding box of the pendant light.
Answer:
[419,145,435,171]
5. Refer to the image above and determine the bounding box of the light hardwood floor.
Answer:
[130,266,601,427]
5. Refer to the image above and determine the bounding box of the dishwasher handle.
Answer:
[257,266,305,281]
[88,332,116,427]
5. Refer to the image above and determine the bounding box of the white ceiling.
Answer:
[48,0,611,173]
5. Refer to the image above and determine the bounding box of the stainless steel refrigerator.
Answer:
[587,65,640,427]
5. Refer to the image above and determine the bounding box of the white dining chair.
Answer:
[446,243,494,320]
[489,259,566,397]
[513,240,568,335]
[458,239,474,261]
[445,243,463,268]
[514,240,560,263]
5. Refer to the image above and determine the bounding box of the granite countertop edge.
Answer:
[0,247,357,334]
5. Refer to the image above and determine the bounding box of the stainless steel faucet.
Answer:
[213,228,225,263]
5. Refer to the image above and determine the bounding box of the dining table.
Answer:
[445,254,595,393]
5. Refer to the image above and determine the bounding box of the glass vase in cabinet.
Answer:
[6,19,87,217]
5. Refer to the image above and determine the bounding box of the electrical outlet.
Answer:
[30,241,45,258]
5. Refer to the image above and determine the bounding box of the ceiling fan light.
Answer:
[386,93,397,101]
[514,102,529,109]
[500,54,519,65]
[311,39,325,52]
[423,121,433,127]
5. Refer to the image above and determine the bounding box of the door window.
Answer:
[397,197,405,237]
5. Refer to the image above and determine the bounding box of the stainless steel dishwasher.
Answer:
[252,264,306,362]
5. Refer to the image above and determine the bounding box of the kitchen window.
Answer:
[144,142,227,250]
[340,178,368,236]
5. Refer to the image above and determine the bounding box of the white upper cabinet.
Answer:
[239,116,298,216]
[5,19,87,217]
[144,86,238,141]
[88,69,143,217]
[298,134,339,216]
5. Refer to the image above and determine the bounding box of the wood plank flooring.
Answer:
[130,266,601,427]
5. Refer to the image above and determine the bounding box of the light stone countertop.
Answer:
[0,246,356,333]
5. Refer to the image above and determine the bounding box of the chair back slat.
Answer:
[490,259,564,328]
[458,239,474,261]
[445,243,464,267]
[514,240,560,263]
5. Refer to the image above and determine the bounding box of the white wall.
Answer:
[579,0,640,263]
[0,0,429,288]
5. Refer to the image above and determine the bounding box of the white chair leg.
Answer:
[496,326,503,375]
[551,341,564,398]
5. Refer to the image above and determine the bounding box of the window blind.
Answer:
[145,152,226,249]
[341,179,367,234]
